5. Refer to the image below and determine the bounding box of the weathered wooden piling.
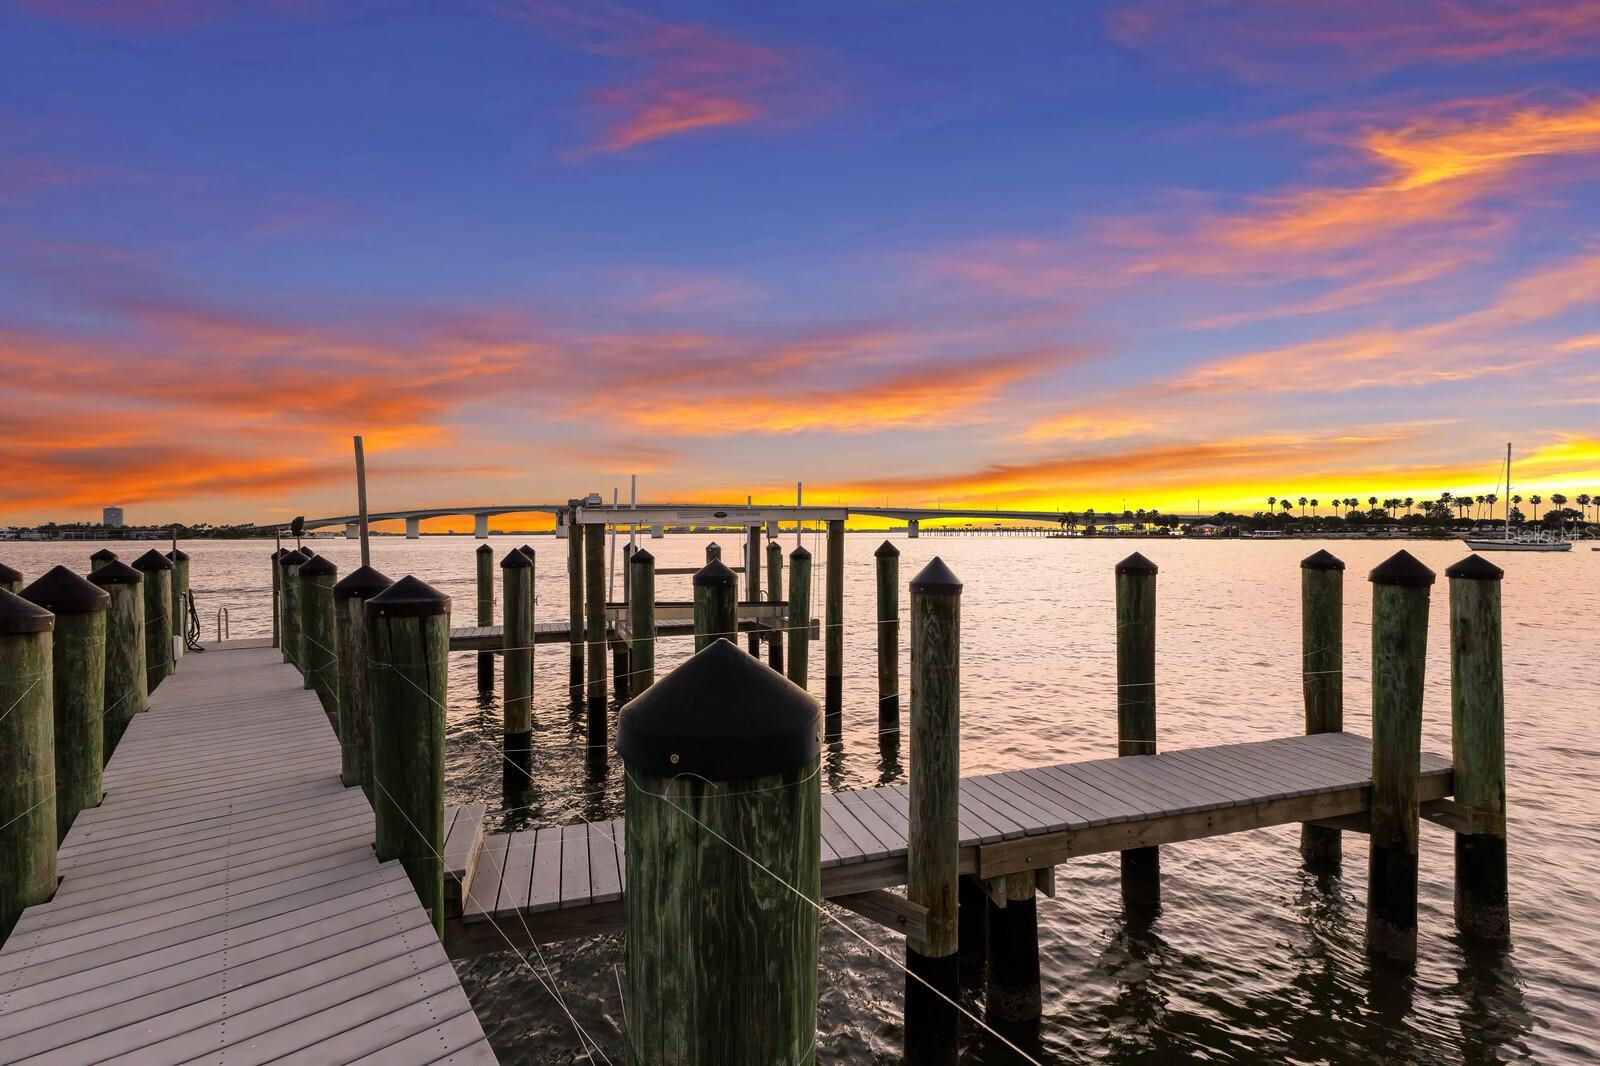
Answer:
[746,526,762,655]
[88,560,145,755]
[875,540,900,735]
[628,548,655,692]
[583,522,607,739]
[269,548,282,648]
[787,546,812,689]
[766,538,784,674]
[958,875,989,977]
[1115,552,1160,908]
[1366,549,1433,962]
[364,575,449,934]
[825,518,845,722]
[333,565,391,801]
[502,548,534,786]
[567,512,584,702]
[0,562,21,595]
[165,547,189,672]
[986,871,1042,1023]
[693,558,738,651]
[1447,554,1510,941]
[90,548,118,573]
[1300,549,1345,865]
[298,554,338,717]
[0,590,55,941]
[22,567,108,844]
[476,543,495,695]
[614,544,632,704]
[905,557,962,1058]
[278,548,308,669]
[131,549,173,695]
[705,541,721,563]
[617,638,821,1065]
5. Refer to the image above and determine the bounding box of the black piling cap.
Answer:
[630,548,655,565]
[298,554,338,579]
[271,548,285,561]
[366,574,450,618]
[333,565,394,601]
[616,638,820,779]
[279,548,308,567]
[1369,549,1436,588]
[165,548,189,562]
[790,545,811,560]
[0,587,54,635]
[477,543,493,555]
[91,549,119,565]
[1115,551,1159,576]
[874,539,900,558]
[910,556,962,594]
[1300,548,1345,571]
[1446,554,1505,582]
[89,559,143,588]
[131,548,173,572]
[0,561,21,585]
[301,547,318,559]
[693,558,738,589]
[23,565,109,615]
[501,547,532,569]
[519,544,536,560]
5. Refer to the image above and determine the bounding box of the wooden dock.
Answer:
[0,640,496,1065]
[448,600,807,652]
[443,731,1454,955]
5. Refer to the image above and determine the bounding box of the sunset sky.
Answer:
[4,1,1600,528]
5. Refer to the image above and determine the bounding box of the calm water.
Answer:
[9,534,1598,1063]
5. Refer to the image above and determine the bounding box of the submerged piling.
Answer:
[1447,554,1510,941]
[502,548,534,786]
[693,559,738,652]
[1300,549,1345,865]
[131,549,173,695]
[89,560,145,755]
[875,540,900,736]
[0,589,55,941]
[1115,552,1160,909]
[22,567,107,844]
[298,554,338,717]
[334,565,391,800]
[476,544,495,695]
[1366,550,1433,962]
[617,639,821,1065]
[628,549,655,692]
[787,546,812,689]
[365,575,449,934]
[986,871,1042,1023]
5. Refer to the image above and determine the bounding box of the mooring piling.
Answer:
[131,549,173,695]
[787,545,812,689]
[986,870,1042,1024]
[825,518,845,725]
[1447,553,1510,941]
[0,588,56,942]
[905,557,962,1062]
[614,545,633,704]
[269,548,282,648]
[333,564,391,801]
[629,548,656,692]
[567,509,584,703]
[617,638,822,1065]
[583,521,607,740]
[165,547,189,673]
[476,543,495,695]
[1115,551,1160,909]
[501,547,534,786]
[1300,548,1345,866]
[746,525,762,655]
[705,541,721,563]
[875,539,901,736]
[278,548,307,670]
[90,548,117,573]
[693,558,738,651]
[767,538,785,674]
[1366,549,1433,963]
[364,575,449,935]
[298,553,339,718]
[0,562,21,595]
[88,560,145,757]
[22,567,107,844]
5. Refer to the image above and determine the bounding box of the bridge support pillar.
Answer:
[473,514,490,539]
[345,521,360,541]
[766,519,780,538]
[405,517,421,540]
[650,524,664,539]
[907,518,920,538]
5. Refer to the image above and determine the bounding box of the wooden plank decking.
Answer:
[445,732,1453,955]
[0,644,496,1065]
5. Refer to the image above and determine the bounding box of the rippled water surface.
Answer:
[10,534,1597,1063]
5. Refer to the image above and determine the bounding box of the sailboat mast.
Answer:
[1505,441,1512,537]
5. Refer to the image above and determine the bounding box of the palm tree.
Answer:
[1529,494,1543,526]
[1298,496,1307,517]
[1368,495,1378,514]
[1281,499,1294,517]
[1310,497,1319,518]
[1267,496,1277,515]
[1403,496,1415,518]
[1552,493,1568,533]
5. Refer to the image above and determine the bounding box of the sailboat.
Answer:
[1463,443,1572,552]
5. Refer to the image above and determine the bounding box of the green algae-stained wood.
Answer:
[365,576,449,935]
[824,519,844,720]
[165,549,189,674]
[476,544,494,694]
[1366,550,1433,962]
[298,555,339,718]
[628,549,655,692]
[501,548,534,782]
[89,561,146,757]
[1300,549,1345,865]
[786,547,812,689]
[22,567,108,844]
[0,590,56,942]
[583,523,607,736]
[567,517,584,701]
[692,559,738,652]
[334,566,392,801]
[1447,554,1510,940]
[131,550,172,696]
[874,540,900,734]
[766,539,784,674]
[1115,552,1160,907]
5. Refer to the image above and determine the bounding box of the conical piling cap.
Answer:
[366,574,450,618]
[89,559,142,587]
[476,543,493,555]
[333,565,393,601]
[23,565,110,615]
[910,556,962,593]
[630,548,655,565]
[1300,548,1345,571]
[874,539,900,558]
[693,558,738,589]
[0,587,54,634]
[0,561,21,586]
[1446,554,1504,582]
[132,548,173,572]
[165,548,189,562]
[279,548,308,567]
[1369,549,1435,588]
[790,545,811,560]
[91,548,119,565]
[298,554,338,579]
[1115,551,1158,576]
[501,547,532,569]
[617,638,821,779]
[519,544,536,560]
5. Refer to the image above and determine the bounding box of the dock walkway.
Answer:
[0,641,495,1065]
